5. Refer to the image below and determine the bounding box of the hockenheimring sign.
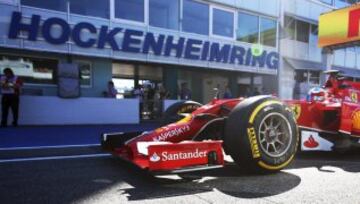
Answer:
[7,11,279,70]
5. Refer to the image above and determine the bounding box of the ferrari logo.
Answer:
[290,105,301,120]
[351,92,358,103]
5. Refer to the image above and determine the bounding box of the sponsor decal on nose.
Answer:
[150,152,161,162]
[304,135,319,148]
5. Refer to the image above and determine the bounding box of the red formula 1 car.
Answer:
[101,96,298,174]
[286,70,360,152]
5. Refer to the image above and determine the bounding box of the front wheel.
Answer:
[224,96,299,174]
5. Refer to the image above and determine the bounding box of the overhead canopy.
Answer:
[318,4,360,48]
[331,65,360,78]
[284,58,325,71]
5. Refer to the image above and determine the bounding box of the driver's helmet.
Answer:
[307,87,326,102]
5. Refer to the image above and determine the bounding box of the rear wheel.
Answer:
[161,101,202,125]
[224,96,298,173]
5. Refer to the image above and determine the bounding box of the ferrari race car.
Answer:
[286,70,360,152]
[101,96,298,174]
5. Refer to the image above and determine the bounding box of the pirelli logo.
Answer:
[247,127,261,158]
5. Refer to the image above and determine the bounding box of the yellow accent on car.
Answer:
[289,104,301,120]
[258,154,295,170]
[352,111,360,130]
[176,114,192,124]
[249,100,283,124]
[351,92,358,103]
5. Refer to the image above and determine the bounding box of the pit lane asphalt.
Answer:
[1,151,360,204]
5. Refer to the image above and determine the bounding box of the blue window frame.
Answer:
[212,8,234,38]
[149,0,179,30]
[115,0,144,22]
[69,0,110,19]
[182,0,209,35]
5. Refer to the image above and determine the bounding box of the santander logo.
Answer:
[149,149,207,162]
[150,153,161,162]
[304,135,319,148]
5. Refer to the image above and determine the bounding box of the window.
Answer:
[260,18,277,47]
[182,0,209,35]
[76,61,92,86]
[345,47,356,68]
[335,0,356,8]
[309,71,320,85]
[237,12,259,43]
[284,16,296,40]
[309,25,322,61]
[320,0,333,4]
[296,20,310,43]
[149,0,179,30]
[309,25,318,47]
[212,8,234,38]
[296,70,320,86]
[112,78,134,98]
[0,55,57,85]
[333,49,345,66]
[138,65,163,81]
[356,47,360,69]
[114,0,144,22]
[21,0,67,12]
[70,0,109,19]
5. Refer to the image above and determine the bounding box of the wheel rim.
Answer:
[258,112,292,158]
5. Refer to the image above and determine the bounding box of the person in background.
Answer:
[104,81,118,98]
[299,78,309,100]
[133,85,143,100]
[261,87,267,95]
[293,80,301,99]
[223,85,233,99]
[1,68,22,127]
[244,87,251,97]
[252,87,260,96]
[180,82,192,100]
[133,85,144,118]
[159,84,170,99]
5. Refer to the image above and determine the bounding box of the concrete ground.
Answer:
[0,151,359,204]
[1,124,360,203]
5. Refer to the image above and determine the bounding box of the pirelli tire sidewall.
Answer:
[224,96,299,173]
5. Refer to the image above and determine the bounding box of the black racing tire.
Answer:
[224,95,299,174]
[161,101,202,125]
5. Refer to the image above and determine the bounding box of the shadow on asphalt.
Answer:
[288,151,360,173]
[117,151,360,201]
[2,152,360,203]
[116,159,301,200]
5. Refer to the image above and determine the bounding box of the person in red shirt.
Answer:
[1,68,22,127]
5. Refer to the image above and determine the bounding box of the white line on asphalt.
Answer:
[0,144,100,151]
[0,153,111,164]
